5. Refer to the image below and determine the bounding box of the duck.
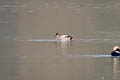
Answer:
[55,32,73,41]
[111,46,120,56]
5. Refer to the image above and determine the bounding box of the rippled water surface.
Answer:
[0,0,120,80]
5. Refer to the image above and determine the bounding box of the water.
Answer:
[0,0,120,80]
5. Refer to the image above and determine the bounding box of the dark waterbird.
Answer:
[111,46,120,56]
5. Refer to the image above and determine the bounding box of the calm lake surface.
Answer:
[0,0,120,80]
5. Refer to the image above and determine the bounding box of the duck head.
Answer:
[113,46,120,51]
[56,32,62,36]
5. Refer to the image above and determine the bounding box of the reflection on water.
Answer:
[56,40,71,48]
[56,40,71,58]
[112,58,120,80]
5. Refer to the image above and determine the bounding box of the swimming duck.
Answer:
[55,32,73,41]
[111,46,120,56]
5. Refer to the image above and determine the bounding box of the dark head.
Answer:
[56,32,62,36]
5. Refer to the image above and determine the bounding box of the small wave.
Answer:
[15,38,120,43]
[65,54,112,58]
[75,39,120,43]
[80,54,111,58]
[28,39,56,42]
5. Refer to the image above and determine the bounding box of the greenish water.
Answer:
[0,0,120,80]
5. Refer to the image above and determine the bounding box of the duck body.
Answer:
[56,32,73,41]
[111,46,120,56]
[111,51,120,56]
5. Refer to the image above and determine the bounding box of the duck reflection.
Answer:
[56,40,71,48]
[112,58,120,80]
[56,40,72,56]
